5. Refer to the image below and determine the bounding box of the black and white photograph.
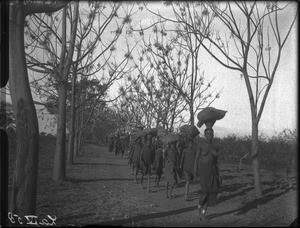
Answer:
[1,1,298,227]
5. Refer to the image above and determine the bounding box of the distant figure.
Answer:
[180,138,196,200]
[194,128,220,223]
[130,137,143,183]
[164,141,179,198]
[108,135,114,153]
[140,135,155,192]
[105,136,109,146]
[120,135,126,157]
[125,134,130,153]
[152,140,164,187]
[114,134,122,156]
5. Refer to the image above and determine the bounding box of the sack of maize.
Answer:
[179,124,200,139]
[197,107,227,128]
[157,127,168,138]
[160,134,180,145]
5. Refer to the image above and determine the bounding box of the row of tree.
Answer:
[7,1,139,217]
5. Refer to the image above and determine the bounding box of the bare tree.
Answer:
[137,6,221,125]
[24,2,79,182]
[8,0,67,215]
[120,53,187,130]
[25,2,137,178]
[66,2,138,163]
[159,1,298,197]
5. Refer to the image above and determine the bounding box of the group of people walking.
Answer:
[122,127,221,223]
[107,133,130,157]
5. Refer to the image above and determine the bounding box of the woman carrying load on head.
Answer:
[130,136,143,183]
[113,133,122,156]
[119,135,126,157]
[140,134,155,192]
[152,139,164,187]
[175,135,186,183]
[180,137,196,201]
[194,128,220,223]
[108,134,115,153]
[164,141,179,199]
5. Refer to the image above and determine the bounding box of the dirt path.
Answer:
[35,143,297,227]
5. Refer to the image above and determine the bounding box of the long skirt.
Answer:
[131,148,141,169]
[183,152,195,181]
[198,163,220,206]
[164,161,177,185]
[152,156,163,176]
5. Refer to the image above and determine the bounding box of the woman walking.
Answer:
[131,136,143,183]
[152,140,164,187]
[194,128,220,223]
[114,134,122,156]
[164,141,179,199]
[180,138,196,201]
[140,135,155,192]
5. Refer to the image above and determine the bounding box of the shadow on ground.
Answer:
[68,178,134,183]
[99,205,198,226]
[97,177,296,226]
[74,162,127,167]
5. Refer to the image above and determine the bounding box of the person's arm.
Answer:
[151,146,156,164]
[179,149,185,168]
[194,147,201,178]
[162,145,168,161]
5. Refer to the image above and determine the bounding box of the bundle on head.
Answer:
[160,133,180,146]
[197,107,227,128]
[179,124,200,139]
[131,131,143,142]
[142,128,157,137]
[132,125,144,132]
[157,126,168,138]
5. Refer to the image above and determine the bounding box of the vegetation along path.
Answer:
[34,139,297,227]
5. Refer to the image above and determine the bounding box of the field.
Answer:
[7,134,298,227]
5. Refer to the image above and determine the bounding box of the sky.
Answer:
[3,1,298,139]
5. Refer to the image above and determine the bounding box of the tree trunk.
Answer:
[74,113,79,157]
[52,2,78,181]
[74,133,79,157]
[189,103,194,126]
[67,73,76,164]
[79,130,84,153]
[8,3,39,215]
[52,81,67,182]
[251,120,262,198]
[78,104,85,153]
